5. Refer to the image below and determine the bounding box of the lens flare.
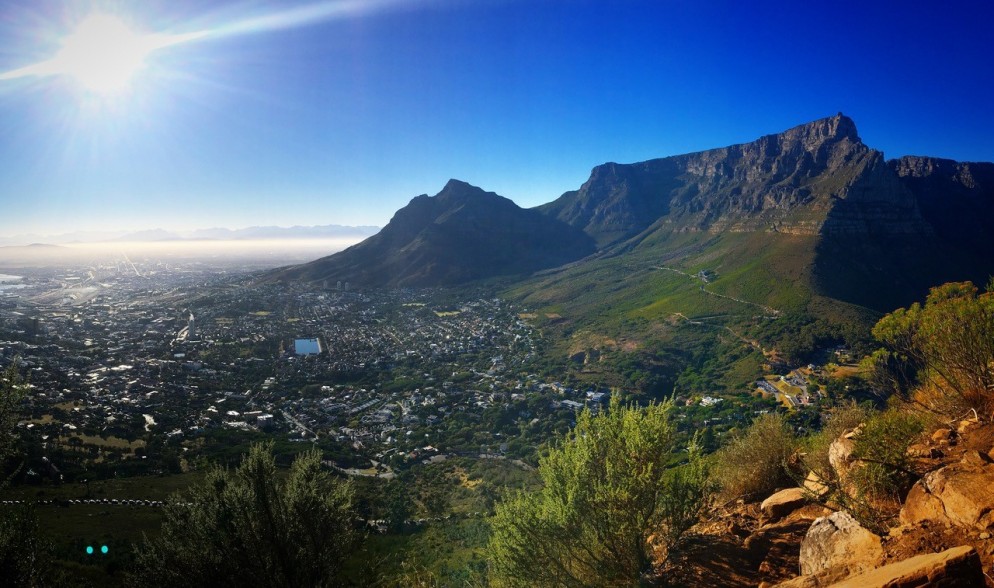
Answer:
[0,1,431,95]
[54,15,150,94]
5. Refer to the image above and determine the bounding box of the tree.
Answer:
[0,507,53,587]
[488,399,711,587]
[0,362,27,479]
[132,442,361,587]
[0,362,61,587]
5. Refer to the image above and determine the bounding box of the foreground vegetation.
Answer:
[133,442,359,587]
[489,399,710,586]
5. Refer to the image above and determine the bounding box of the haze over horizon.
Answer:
[1,0,992,237]
[0,223,380,247]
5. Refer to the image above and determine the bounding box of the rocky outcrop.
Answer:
[828,545,983,588]
[675,423,994,587]
[803,471,829,498]
[900,450,994,530]
[826,426,864,494]
[762,488,809,522]
[799,512,884,582]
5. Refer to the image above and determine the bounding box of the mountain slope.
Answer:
[273,180,596,287]
[891,156,994,255]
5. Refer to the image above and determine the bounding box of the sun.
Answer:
[51,14,152,94]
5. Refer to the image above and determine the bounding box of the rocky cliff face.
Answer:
[272,180,595,287]
[891,156,994,253]
[540,114,933,246]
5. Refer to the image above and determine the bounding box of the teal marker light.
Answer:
[86,545,94,555]
[101,545,108,554]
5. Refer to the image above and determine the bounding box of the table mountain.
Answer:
[517,114,994,317]
[539,113,930,247]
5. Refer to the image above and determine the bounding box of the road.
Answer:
[281,409,319,439]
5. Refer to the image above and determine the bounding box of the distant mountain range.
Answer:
[274,113,994,318]
[0,224,380,247]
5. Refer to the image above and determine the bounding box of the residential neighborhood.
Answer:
[0,257,615,479]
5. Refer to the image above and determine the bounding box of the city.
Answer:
[1,253,623,487]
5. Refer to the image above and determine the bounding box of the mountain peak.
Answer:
[442,178,475,191]
[272,181,595,287]
[431,179,500,207]
[780,112,860,148]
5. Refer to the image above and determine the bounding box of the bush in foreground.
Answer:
[799,404,926,532]
[850,410,926,500]
[133,442,360,587]
[870,281,994,414]
[488,399,711,587]
[713,412,796,501]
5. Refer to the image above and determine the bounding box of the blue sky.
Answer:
[0,0,992,236]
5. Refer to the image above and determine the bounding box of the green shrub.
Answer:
[871,281,994,414]
[713,412,796,501]
[850,410,925,500]
[488,399,712,587]
[132,442,360,587]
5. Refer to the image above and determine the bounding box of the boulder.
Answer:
[762,488,808,521]
[827,427,865,489]
[828,545,983,588]
[957,417,980,435]
[799,511,883,582]
[906,443,942,459]
[827,434,856,479]
[803,471,829,498]
[960,449,991,467]
[772,576,819,588]
[900,452,994,529]
[931,427,954,444]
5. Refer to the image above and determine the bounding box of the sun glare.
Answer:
[52,14,151,94]
[0,2,410,94]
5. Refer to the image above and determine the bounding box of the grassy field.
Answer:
[73,434,145,450]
